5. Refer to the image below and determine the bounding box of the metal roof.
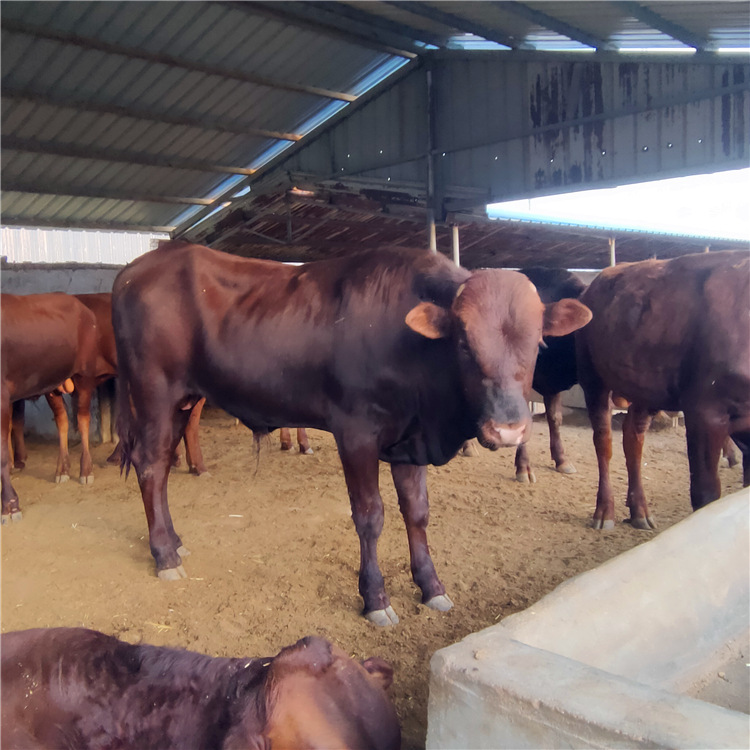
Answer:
[2,1,749,263]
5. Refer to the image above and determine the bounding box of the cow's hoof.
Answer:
[425,594,454,612]
[158,566,188,581]
[592,518,615,530]
[79,475,94,485]
[515,471,536,484]
[13,461,26,471]
[365,606,399,626]
[556,462,577,475]
[176,545,191,558]
[628,516,657,531]
[55,474,70,484]
[2,511,23,524]
[301,448,314,455]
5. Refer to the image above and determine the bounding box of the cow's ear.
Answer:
[406,302,452,339]
[362,656,394,691]
[543,299,592,337]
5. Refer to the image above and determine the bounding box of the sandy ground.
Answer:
[2,407,746,748]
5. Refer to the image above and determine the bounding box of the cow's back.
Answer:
[1,293,99,401]
[579,251,750,410]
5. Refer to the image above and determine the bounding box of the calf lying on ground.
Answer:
[1,627,400,750]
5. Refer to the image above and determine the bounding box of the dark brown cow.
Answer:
[1,628,400,750]
[514,267,587,483]
[1,293,99,521]
[113,241,591,624]
[576,250,750,529]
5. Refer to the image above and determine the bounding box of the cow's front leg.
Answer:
[545,392,575,474]
[2,395,22,522]
[45,393,71,483]
[514,442,536,483]
[183,398,207,475]
[585,388,615,529]
[11,400,27,470]
[391,463,452,612]
[683,408,725,511]
[623,405,656,529]
[336,439,397,626]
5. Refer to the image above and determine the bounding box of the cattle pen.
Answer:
[2,407,746,747]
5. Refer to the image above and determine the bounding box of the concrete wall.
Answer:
[427,489,750,749]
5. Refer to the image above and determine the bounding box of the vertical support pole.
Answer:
[426,65,437,253]
[608,237,616,266]
[704,244,710,253]
[451,223,460,266]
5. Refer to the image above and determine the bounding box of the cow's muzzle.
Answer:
[477,419,528,450]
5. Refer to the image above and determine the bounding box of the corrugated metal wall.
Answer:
[0,226,168,264]
[271,52,749,213]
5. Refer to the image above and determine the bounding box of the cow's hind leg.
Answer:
[74,382,95,484]
[11,400,27,470]
[183,398,207,475]
[546,392,575,474]
[296,427,313,455]
[336,436,397,626]
[131,398,191,579]
[46,393,71,483]
[1,394,22,522]
[586,388,615,529]
[391,463,452,612]
[623,405,656,529]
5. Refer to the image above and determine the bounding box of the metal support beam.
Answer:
[0,216,175,233]
[608,237,616,266]
[2,87,302,142]
[613,2,712,50]
[1,136,256,176]
[234,1,419,59]
[452,224,460,266]
[3,181,218,206]
[497,2,617,50]
[386,1,533,50]
[2,18,356,102]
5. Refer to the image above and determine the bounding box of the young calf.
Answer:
[1,628,400,750]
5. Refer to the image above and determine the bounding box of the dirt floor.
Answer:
[2,407,746,748]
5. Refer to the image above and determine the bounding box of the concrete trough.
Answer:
[427,488,750,749]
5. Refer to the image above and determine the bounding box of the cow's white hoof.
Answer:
[1,511,22,524]
[365,606,399,626]
[56,474,70,484]
[301,448,314,455]
[629,516,657,531]
[176,545,191,558]
[592,518,615,530]
[425,594,454,612]
[515,471,529,483]
[556,462,577,475]
[158,565,187,581]
[80,475,94,485]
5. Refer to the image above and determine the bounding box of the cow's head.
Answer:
[406,269,591,450]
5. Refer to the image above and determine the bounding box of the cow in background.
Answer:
[513,267,587,483]
[1,628,400,750]
[1,293,99,521]
[576,250,750,530]
[113,241,591,624]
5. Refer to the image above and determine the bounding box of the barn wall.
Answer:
[264,52,749,215]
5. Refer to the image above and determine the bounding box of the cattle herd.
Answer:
[1,241,748,748]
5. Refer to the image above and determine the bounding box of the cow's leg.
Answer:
[623,405,656,529]
[683,409,725,511]
[391,463,452,612]
[1,394,22,522]
[296,427,313,455]
[46,394,71,483]
[514,443,536,483]
[731,431,750,487]
[586,389,615,529]
[546,392,574,474]
[279,427,293,451]
[183,398,207,475]
[721,436,739,469]
[336,437,397,626]
[75,384,95,484]
[11,400,27,470]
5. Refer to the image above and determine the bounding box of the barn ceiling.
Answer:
[2,1,749,267]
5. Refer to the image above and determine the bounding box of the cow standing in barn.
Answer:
[112,241,591,625]
[1,628,400,750]
[1,293,100,522]
[513,267,587,483]
[576,250,750,529]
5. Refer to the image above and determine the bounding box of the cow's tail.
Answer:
[115,369,136,479]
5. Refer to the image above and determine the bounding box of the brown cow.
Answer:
[112,241,590,625]
[279,426,313,454]
[1,293,99,521]
[1,628,400,750]
[576,250,750,529]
